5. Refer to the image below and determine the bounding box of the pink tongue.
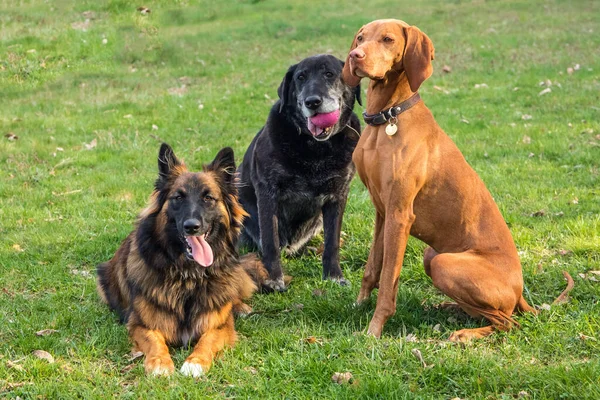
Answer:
[308,110,340,136]
[186,235,214,267]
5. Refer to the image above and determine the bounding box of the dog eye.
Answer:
[297,74,306,81]
[204,195,215,203]
[356,35,363,42]
[172,194,183,201]
[383,36,394,43]
[325,71,334,78]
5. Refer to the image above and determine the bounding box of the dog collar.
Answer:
[362,93,421,126]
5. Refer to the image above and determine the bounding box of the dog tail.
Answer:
[516,270,574,315]
[239,253,292,290]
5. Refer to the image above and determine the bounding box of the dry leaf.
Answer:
[32,350,55,363]
[405,333,418,342]
[521,114,532,120]
[460,118,470,124]
[36,329,59,337]
[331,371,353,384]
[7,360,25,371]
[4,133,18,140]
[84,138,97,150]
[571,197,579,204]
[244,366,258,375]
[442,65,452,73]
[578,333,597,341]
[71,19,91,31]
[312,288,325,297]
[411,348,428,368]
[137,6,151,14]
[12,244,24,252]
[538,303,552,311]
[433,85,450,94]
[539,88,552,96]
[120,364,136,373]
[152,124,158,130]
[530,210,545,217]
[168,85,188,97]
[574,64,580,71]
[522,135,531,144]
[432,324,441,332]
[567,67,574,75]
[518,391,530,398]
[558,249,572,256]
[303,336,323,345]
[129,351,144,361]
[474,83,488,89]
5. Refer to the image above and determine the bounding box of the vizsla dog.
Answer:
[342,19,544,341]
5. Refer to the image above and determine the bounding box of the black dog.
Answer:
[237,54,361,291]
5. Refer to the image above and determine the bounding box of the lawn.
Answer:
[1,0,599,398]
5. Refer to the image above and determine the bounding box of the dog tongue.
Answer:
[186,235,214,267]
[308,110,340,136]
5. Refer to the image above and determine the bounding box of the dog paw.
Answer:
[262,277,287,293]
[233,302,253,317]
[328,276,350,287]
[145,356,175,376]
[180,361,205,378]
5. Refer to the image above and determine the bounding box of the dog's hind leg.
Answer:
[427,251,524,342]
[129,325,175,376]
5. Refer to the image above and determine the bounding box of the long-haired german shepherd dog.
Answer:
[97,143,265,377]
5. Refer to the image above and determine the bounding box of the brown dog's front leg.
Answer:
[368,210,415,338]
[357,212,385,303]
[180,314,236,377]
[129,325,175,376]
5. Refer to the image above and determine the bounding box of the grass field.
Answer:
[1,0,599,398]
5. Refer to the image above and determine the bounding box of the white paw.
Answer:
[180,361,205,378]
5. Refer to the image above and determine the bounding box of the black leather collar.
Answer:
[363,93,421,126]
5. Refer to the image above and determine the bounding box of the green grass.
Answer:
[1,0,599,398]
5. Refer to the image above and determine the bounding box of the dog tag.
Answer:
[385,123,397,136]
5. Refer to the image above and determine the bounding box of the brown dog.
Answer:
[342,19,542,341]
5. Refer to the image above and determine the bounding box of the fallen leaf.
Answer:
[538,303,552,311]
[4,133,18,140]
[571,197,579,204]
[120,364,136,373]
[567,67,574,75]
[32,350,54,363]
[293,303,304,310]
[574,64,580,71]
[411,348,428,368]
[474,83,488,89]
[152,124,158,130]
[123,114,133,119]
[102,38,108,45]
[405,333,418,342]
[84,138,97,150]
[460,118,470,124]
[432,324,441,332]
[137,6,151,14]
[12,244,24,252]
[7,360,25,371]
[312,288,325,297]
[522,135,531,144]
[36,329,59,337]
[70,269,93,278]
[303,336,323,345]
[331,371,353,384]
[558,249,572,256]
[518,390,530,398]
[71,19,91,31]
[578,333,597,341]
[539,88,552,96]
[129,351,144,361]
[442,65,452,73]
[433,85,450,94]
[244,366,258,375]
[530,210,545,217]
[521,114,533,120]
[168,85,188,97]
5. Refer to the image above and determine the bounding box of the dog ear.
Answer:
[341,28,363,87]
[277,64,297,113]
[354,85,362,106]
[206,147,236,184]
[402,25,435,92]
[156,143,183,189]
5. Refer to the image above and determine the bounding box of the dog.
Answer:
[342,19,569,341]
[237,54,362,291]
[97,143,263,376]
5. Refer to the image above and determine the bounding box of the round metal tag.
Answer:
[385,123,397,136]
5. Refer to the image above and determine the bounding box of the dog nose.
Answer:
[304,96,322,110]
[183,219,201,235]
[349,48,366,60]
